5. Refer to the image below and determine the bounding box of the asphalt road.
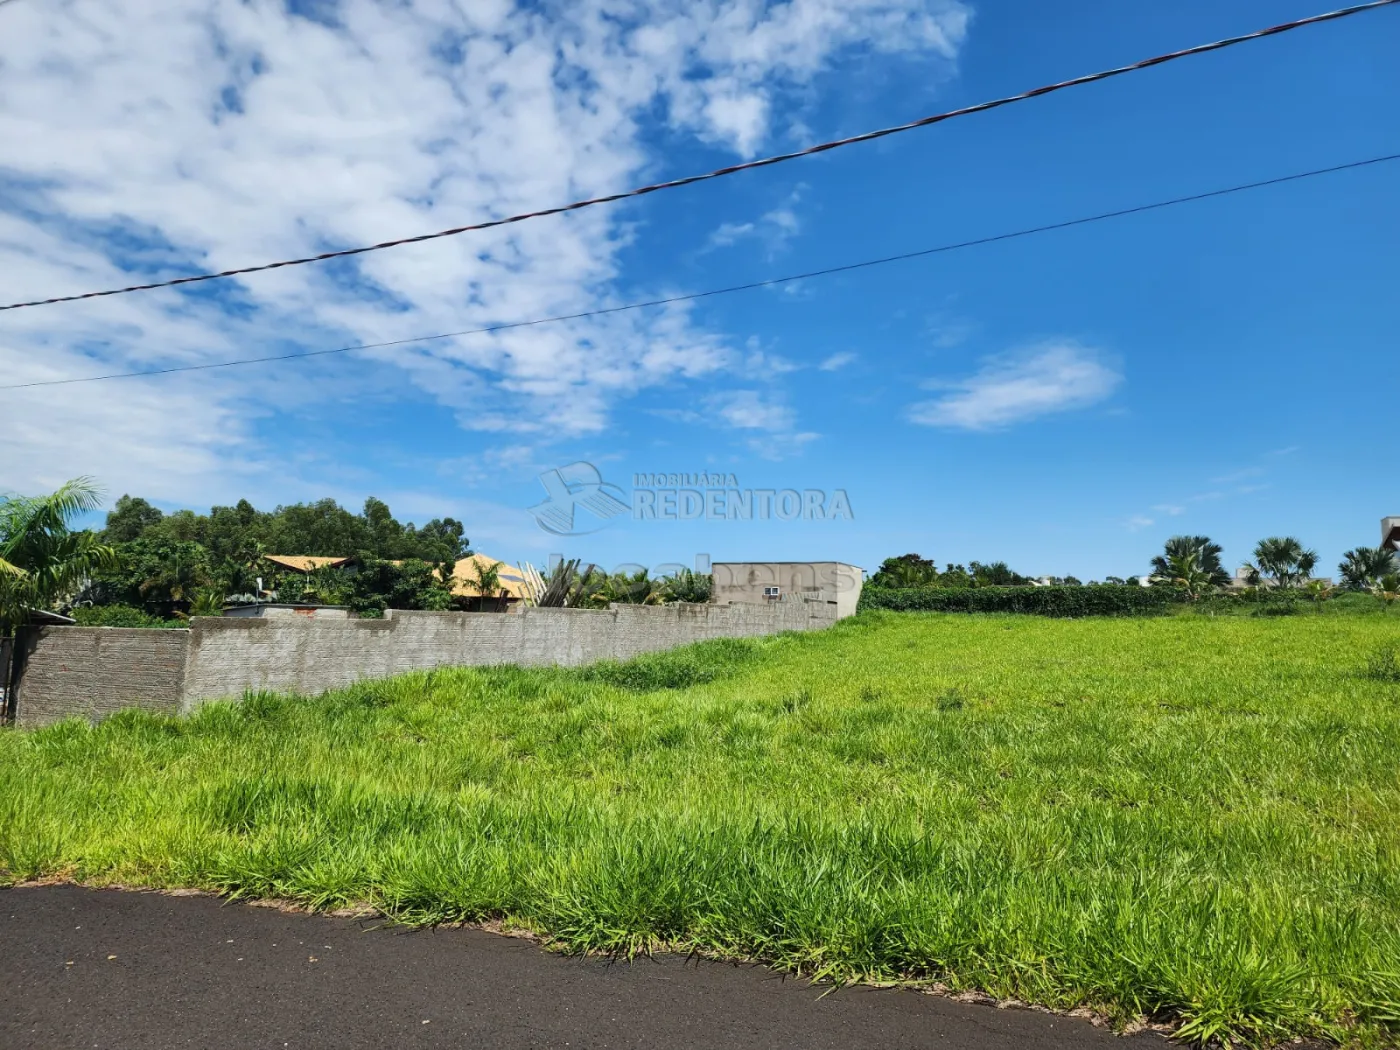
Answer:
[2,886,1165,1049]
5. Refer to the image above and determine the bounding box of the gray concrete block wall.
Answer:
[14,626,190,727]
[15,601,838,725]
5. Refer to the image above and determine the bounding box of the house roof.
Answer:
[451,554,529,599]
[29,609,77,626]
[260,552,528,599]
[263,555,355,573]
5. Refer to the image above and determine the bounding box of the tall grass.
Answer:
[3,614,1400,1045]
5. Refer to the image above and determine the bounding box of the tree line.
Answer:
[0,479,719,640]
[868,533,1399,606]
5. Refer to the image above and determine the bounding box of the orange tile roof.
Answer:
[451,554,528,599]
[263,555,354,573]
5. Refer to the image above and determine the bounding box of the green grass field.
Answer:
[3,612,1400,1045]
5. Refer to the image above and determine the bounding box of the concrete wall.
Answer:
[14,600,836,726]
[14,626,189,726]
[712,562,864,619]
[223,604,351,619]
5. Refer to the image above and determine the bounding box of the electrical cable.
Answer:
[1,0,1395,314]
[3,151,1394,392]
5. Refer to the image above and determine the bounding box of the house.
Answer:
[262,555,356,575]
[710,561,863,619]
[449,554,529,608]
[246,552,530,610]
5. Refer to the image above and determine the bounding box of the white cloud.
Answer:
[1153,504,1186,516]
[908,343,1122,430]
[707,389,796,431]
[704,184,806,256]
[819,351,856,371]
[0,0,968,500]
[703,389,818,459]
[1126,515,1155,532]
[708,221,758,248]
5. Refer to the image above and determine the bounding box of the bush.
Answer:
[858,584,1183,617]
[68,605,186,629]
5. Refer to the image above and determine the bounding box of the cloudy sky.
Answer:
[1,0,1397,578]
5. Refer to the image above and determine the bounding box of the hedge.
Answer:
[858,584,1186,617]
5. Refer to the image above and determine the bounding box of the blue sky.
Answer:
[1,0,1396,580]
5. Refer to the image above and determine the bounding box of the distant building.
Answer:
[249,552,530,611]
[1227,567,1334,590]
[1384,517,1400,551]
[450,554,530,608]
[710,562,863,619]
[262,555,356,574]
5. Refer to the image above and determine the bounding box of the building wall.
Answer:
[14,601,836,726]
[711,562,864,619]
[14,626,190,727]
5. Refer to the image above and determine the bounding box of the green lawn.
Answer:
[3,612,1400,1045]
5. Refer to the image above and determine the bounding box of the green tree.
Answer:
[87,539,212,614]
[1338,547,1399,594]
[583,569,666,607]
[406,517,471,565]
[869,554,940,588]
[100,495,165,543]
[346,558,451,616]
[190,587,226,617]
[466,559,504,611]
[937,563,974,589]
[1151,536,1230,589]
[2,479,119,714]
[1,479,118,633]
[1150,546,1220,600]
[969,560,1030,587]
[663,568,713,604]
[1244,537,1318,590]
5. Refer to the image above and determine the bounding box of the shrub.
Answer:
[858,584,1182,617]
[68,605,186,629]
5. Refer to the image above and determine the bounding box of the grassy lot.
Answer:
[3,612,1400,1045]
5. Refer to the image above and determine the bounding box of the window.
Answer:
[763,586,781,599]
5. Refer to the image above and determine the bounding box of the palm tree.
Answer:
[190,587,227,617]
[468,559,506,611]
[1151,536,1230,590]
[1,478,118,634]
[1149,548,1217,600]
[1338,547,1399,593]
[870,554,939,588]
[1244,537,1318,590]
[663,568,713,604]
[2,479,119,718]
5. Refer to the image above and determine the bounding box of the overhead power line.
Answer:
[2,0,1396,315]
[3,151,1395,393]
